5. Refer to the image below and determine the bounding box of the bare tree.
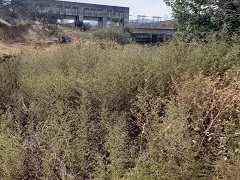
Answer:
[0,0,56,24]
[0,0,28,19]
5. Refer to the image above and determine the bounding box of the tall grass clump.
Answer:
[0,37,239,179]
[0,54,20,113]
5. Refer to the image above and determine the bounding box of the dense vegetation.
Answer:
[0,35,239,179]
[0,0,239,179]
[93,28,133,45]
[165,0,240,38]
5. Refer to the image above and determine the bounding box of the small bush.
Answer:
[58,35,72,44]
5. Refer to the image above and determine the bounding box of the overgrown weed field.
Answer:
[0,38,239,179]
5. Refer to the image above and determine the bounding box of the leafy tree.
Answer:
[165,0,240,38]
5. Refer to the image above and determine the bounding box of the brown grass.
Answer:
[0,21,82,54]
[0,25,239,179]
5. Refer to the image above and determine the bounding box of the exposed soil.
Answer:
[0,19,81,54]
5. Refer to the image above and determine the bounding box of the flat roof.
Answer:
[56,0,129,9]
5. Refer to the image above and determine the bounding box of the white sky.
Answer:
[65,0,172,20]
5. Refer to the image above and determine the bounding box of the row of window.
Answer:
[107,10,125,18]
[37,5,50,13]
[83,8,103,17]
[36,4,125,18]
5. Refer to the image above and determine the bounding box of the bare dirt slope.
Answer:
[0,19,82,54]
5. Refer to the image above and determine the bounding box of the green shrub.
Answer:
[93,27,133,45]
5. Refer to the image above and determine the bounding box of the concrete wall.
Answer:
[133,28,177,35]
[132,28,177,43]
[25,0,129,28]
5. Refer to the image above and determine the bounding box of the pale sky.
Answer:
[66,0,172,20]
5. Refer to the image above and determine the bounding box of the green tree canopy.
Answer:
[165,0,240,38]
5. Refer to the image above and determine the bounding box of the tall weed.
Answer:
[0,38,239,179]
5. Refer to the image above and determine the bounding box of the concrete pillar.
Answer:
[98,16,107,28]
[75,15,83,26]
[123,8,130,27]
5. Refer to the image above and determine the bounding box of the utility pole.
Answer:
[152,16,162,23]
[151,16,162,27]
[137,15,148,24]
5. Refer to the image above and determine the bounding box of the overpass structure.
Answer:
[132,27,177,43]
[25,0,129,28]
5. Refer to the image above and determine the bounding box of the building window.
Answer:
[56,6,64,15]
[108,10,113,17]
[90,9,97,16]
[97,9,103,17]
[66,7,78,15]
[37,4,50,13]
[84,8,90,16]
[114,11,119,18]
[120,11,124,19]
